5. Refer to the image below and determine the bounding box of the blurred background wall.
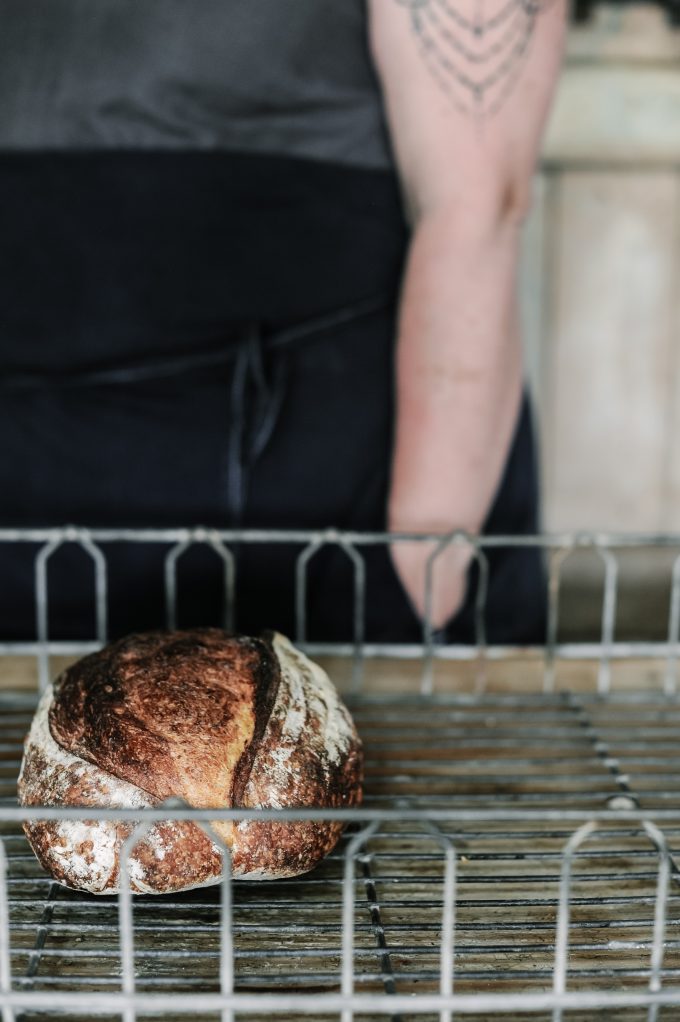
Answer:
[520,1,680,534]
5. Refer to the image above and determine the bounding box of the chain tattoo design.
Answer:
[395,0,552,119]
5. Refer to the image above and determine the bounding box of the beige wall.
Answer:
[520,4,680,532]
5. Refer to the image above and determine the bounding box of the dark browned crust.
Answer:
[22,629,364,889]
[19,719,362,889]
[19,731,226,893]
[49,629,281,807]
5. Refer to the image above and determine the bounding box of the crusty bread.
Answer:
[18,629,362,894]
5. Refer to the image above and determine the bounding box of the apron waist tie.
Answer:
[224,291,396,526]
[0,292,394,391]
[1,290,397,528]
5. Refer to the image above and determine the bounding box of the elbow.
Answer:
[408,173,534,240]
[495,175,533,229]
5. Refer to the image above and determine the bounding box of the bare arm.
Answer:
[367,0,568,627]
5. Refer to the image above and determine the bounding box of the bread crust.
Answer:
[48,630,281,807]
[18,630,362,893]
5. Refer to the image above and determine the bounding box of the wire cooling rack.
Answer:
[2,526,680,1021]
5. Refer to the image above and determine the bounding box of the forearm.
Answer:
[368,0,566,627]
[388,207,525,622]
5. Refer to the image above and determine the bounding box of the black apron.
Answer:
[0,252,544,648]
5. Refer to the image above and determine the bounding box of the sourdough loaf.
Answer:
[18,629,362,894]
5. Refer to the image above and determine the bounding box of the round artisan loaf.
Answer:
[18,629,362,894]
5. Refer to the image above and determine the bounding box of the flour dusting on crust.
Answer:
[19,686,153,894]
[273,633,354,765]
[231,633,361,879]
[18,633,362,891]
[22,686,151,808]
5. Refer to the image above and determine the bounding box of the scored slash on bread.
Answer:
[18,629,363,894]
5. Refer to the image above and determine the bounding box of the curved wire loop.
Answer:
[553,818,671,1022]
[542,535,619,695]
[341,821,380,1022]
[164,529,236,632]
[391,798,457,1022]
[0,837,13,1022]
[421,531,488,696]
[664,552,680,695]
[420,819,457,1022]
[641,821,671,1022]
[596,546,619,695]
[34,527,108,691]
[295,533,366,692]
[552,819,598,1021]
[118,799,234,1022]
[544,547,571,693]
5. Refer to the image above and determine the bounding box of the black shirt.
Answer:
[0,0,394,168]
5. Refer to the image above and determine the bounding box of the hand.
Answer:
[390,535,473,630]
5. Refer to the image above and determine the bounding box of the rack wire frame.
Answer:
[1,526,680,1019]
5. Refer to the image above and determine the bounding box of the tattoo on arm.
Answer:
[394,0,556,119]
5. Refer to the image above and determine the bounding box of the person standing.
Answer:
[0,0,567,643]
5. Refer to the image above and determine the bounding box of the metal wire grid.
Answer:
[0,528,680,1019]
[2,694,680,1020]
[4,524,680,693]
